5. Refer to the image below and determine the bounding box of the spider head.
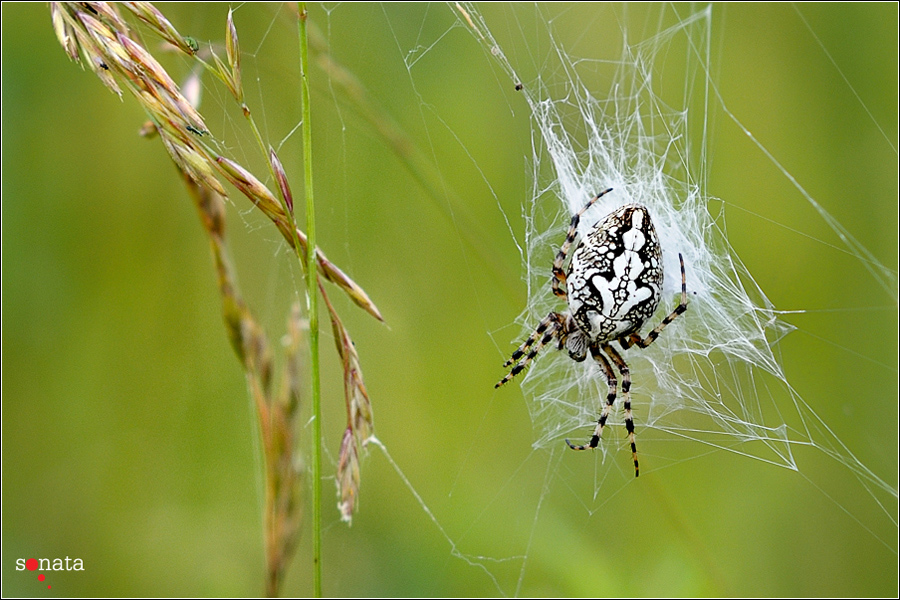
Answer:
[564,320,589,361]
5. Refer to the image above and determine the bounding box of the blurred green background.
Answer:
[3,3,897,597]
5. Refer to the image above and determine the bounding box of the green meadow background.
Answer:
[3,3,897,597]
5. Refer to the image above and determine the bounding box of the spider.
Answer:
[496,189,688,477]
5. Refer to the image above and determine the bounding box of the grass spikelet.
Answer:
[50,3,79,61]
[215,156,286,222]
[225,9,243,103]
[323,286,374,524]
[161,136,227,197]
[122,1,198,56]
[336,427,361,524]
[269,147,295,215]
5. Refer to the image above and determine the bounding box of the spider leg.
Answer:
[495,314,563,388]
[551,188,614,298]
[565,344,617,452]
[502,312,563,368]
[621,252,688,351]
[603,343,639,477]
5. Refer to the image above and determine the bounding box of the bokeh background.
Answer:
[3,3,897,597]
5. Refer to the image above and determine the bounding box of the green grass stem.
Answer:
[298,4,322,597]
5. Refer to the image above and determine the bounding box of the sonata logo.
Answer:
[16,557,84,589]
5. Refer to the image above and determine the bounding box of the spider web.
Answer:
[189,2,896,595]
[435,0,892,494]
[471,4,839,465]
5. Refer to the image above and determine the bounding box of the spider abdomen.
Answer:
[566,204,663,342]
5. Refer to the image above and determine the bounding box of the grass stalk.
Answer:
[297,4,322,597]
[50,4,381,594]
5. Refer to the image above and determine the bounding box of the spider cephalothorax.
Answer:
[496,189,688,476]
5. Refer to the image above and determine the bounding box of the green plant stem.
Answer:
[298,3,322,598]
